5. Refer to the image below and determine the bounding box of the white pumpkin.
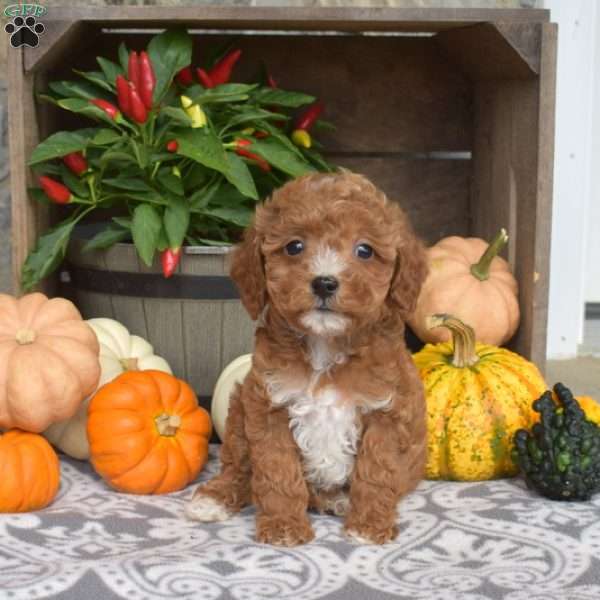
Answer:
[211,354,252,441]
[43,318,172,459]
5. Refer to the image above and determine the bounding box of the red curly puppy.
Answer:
[186,171,428,546]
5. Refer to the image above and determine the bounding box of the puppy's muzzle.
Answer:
[311,276,339,300]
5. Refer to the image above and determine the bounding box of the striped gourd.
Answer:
[413,314,547,481]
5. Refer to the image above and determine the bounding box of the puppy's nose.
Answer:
[311,276,339,299]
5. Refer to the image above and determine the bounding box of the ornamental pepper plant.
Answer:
[24,29,336,289]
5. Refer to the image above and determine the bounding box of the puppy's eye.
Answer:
[285,240,304,256]
[355,243,374,259]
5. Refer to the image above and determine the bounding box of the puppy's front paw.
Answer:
[256,514,315,546]
[344,522,398,545]
[185,492,232,522]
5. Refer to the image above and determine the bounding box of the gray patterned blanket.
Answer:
[2,445,600,600]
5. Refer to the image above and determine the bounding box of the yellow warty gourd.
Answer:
[413,314,547,481]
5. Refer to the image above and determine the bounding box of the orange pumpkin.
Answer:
[0,293,101,432]
[87,370,211,494]
[409,229,520,346]
[0,429,60,512]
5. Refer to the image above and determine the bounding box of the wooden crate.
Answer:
[8,6,557,370]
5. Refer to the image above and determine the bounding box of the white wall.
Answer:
[545,0,598,358]
[585,3,600,303]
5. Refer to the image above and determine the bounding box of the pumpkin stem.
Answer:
[120,357,139,371]
[15,328,36,345]
[426,314,480,368]
[155,413,181,436]
[470,228,509,281]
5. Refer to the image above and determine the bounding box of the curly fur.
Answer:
[187,171,428,546]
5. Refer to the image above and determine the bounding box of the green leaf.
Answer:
[175,127,229,174]
[73,69,114,93]
[82,225,130,252]
[112,216,132,228]
[156,170,184,196]
[194,83,258,105]
[223,152,258,200]
[50,80,110,101]
[220,107,288,133]
[250,138,316,177]
[148,28,193,104]
[59,165,89,198]
[96,57,123,86]
[99,150,138,168]
[118,42,129,73]
[159,106,193,126]
[57,98,116,126]
[103,177,155,192]
[303,148,337,172]
[28,131,89,165]
[28,187,52,205]
[189,179,222,212]
[21,216,82,291]
[164,196,190,248]
[132,204,162,266]
[91,129,122,146]
[252,88,315,108]
[202,204,254,228]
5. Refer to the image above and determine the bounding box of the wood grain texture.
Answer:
[7,45,50,294]
[435,22,541,81]
[470,23,557,372]
[334,156,472,243]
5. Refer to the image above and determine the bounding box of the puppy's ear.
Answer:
[230,223,267,321]
[387,216,429,321]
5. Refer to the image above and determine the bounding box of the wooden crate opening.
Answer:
[8,7,557,369]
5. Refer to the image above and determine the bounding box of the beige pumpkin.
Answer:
[0,293,100,433]
[211,354,252,441]
[44,318,172,459]
[409,229,520,345]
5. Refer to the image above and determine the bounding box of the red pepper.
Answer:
[235,139,270,173]
[138,51,156,110]
[253,130,269,139]
[166,140,179,153]
[63,152,87,176]
[128,51,141,92]
[116,75,131,118]
[90,99,120,121]
[267,73,277,89]
[128,82,148,124]
[161,247,181,278]
[294,102,324,131]
[39,176,72,204]
[207,49,242,86]
[176,66,194,86]
[196,68,215,89]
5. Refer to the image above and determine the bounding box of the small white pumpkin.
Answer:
[43,318,172,459]
[211,354,252,441]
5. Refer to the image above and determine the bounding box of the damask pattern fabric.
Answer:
[1,445,600,599]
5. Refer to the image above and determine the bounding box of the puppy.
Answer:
[186,171,428,546]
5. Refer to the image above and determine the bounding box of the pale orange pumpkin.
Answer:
[409,229,520,345]
[0,293,101,432]
[87,370,212,494]
[0,429,60,512]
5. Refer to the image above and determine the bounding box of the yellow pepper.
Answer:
[180,95,207,129]
[291,129,312,149]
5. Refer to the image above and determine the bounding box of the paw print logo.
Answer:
[5,16,45,48]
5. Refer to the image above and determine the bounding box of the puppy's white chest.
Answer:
[267,338,360,491]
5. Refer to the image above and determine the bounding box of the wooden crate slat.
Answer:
[335,157,471,243]
[435,23,541,81]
